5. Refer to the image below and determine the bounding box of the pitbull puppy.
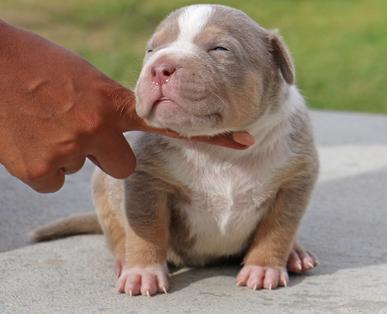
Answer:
[32,4,319,296]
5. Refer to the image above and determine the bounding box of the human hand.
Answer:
[0,20,254,193]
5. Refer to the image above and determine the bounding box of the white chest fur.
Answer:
[166,142,287,258]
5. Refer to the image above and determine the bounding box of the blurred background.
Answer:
[1,0,386,113]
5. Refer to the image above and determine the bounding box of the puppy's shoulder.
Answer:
[282,87,319,183]
[281,87,315,152]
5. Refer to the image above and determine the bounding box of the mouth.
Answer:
[153,97,174,107]
[145,95,224,137]
[151,97,182,114]
[152,97,222,119]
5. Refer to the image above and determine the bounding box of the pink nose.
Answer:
[151,63,176,85]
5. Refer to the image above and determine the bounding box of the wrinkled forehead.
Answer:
[147,5,266,59]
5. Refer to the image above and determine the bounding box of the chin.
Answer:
[145,110,213,136]
[145,115,223,137]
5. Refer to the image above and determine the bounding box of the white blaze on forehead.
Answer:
[177,5,214,43]
[142,5,214,67]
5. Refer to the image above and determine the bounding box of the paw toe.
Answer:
[246,267,264,290]
[237,265,288,291]
[140,273,158,296]
[287,250,303,273]
[288,245,319,273]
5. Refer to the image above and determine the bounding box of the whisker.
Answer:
[208,90,227,112]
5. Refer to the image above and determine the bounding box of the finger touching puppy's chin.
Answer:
[145,109,223,137]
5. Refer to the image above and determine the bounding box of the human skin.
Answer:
[0,20,254,193]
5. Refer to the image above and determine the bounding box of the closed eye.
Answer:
[209,46,229,52]
[146,49,153,53]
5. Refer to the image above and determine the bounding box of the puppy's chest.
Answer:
[167,153,277,256]
[187,168,271,221]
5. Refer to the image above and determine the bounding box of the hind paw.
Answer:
[287,243,319,273]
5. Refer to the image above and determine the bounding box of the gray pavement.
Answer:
[1,110,387,313]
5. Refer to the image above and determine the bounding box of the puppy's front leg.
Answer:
[117,172,171,297]
[237,175,316,290]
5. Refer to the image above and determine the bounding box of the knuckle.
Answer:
[63,141,81,156]
[110,159,136,179]
[51,176,65,192]
[26,163,52,181]
[82,113,104,135]
[33,184,52,194]
[33,173,65,194]
[65,158,85,174]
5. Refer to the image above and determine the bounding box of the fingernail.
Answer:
[233,132,256,146]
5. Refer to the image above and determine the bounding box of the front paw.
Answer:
[117,263,169,296]
[236,265,289,290]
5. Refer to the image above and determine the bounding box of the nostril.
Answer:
[160,64,175,76]
[151,63,176,85]
[163,68,172,76]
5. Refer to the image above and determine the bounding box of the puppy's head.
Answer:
[135,4,295,137]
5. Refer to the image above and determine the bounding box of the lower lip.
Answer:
[155,98,172,105]
[153,99,179,110]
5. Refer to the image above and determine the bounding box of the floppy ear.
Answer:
[267,31,295,85]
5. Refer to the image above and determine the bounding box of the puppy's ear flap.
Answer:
[267,30,295,85]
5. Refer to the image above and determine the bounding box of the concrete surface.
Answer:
[1,110,387,314]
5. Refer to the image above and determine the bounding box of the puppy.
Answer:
[32,4,319,296]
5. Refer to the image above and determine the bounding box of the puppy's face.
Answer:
[135,4,294,137]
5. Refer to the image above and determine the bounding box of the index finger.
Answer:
[139,125,254,150]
